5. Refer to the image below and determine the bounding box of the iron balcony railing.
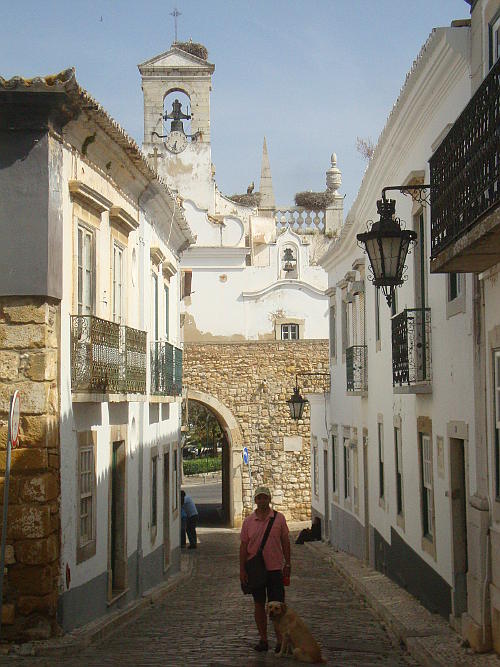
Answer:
[150,341,183,396]
[430,57,500,257]
[346,345,368,393]
[391,308,432,387]
[71,315,147,394]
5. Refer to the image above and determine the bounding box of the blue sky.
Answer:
[2,0,469,211]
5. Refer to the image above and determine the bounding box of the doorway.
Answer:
[363,432,370,563]
[449,437,468,618]
[163,452,170,570]
[323,448,329,542]
[109,440,127,598]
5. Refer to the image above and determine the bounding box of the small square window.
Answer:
[281,323,299,340]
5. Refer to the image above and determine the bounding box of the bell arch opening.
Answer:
[182,390,243,527]
[163,89,191,137]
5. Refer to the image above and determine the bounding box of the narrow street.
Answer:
[5,529,416,666]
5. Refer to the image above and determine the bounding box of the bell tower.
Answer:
[138,43,215,210]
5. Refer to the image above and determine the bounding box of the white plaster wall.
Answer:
[309,394,330,520]
[59,142,183,593]
[181,228,329,341]
[317,26,472,587]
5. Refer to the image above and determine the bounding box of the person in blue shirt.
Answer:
[181,490,198,549]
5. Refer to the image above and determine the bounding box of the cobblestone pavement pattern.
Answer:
[5,530,417,666]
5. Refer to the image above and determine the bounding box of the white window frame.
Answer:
[332,434,338,495]
[343,437,351,500]
[420,434,434,539]
[112,241,124,324]
[173,447,179,511]
[281,323,299,340]
[77,223,95,315]
[395,426,404,516]
[77,431,96,563]
[313,441,319,497]
[329,305,336,360]
[378,421,384,500]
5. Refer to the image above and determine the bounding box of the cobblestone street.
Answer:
[4,529,416,666]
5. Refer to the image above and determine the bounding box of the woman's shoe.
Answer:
[275,642,282,654]
[253,640,268,652]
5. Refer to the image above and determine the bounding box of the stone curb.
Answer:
[1,555,195,659]
[305,541,498,667]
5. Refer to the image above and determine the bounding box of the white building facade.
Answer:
[311,22,474,626]
[0,69,193,637]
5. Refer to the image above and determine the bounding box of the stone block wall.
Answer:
[0,297,60,640]
[183,340,329,521]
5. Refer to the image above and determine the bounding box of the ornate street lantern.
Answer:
[357,197,417,307]
[287,381,307,420]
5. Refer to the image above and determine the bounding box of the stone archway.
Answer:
[187,389,244,527]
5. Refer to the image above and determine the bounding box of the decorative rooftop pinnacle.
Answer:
[326,152,342,193]
[259,136,275,214]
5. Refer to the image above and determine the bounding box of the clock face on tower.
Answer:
[165,130,188,154]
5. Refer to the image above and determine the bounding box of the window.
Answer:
[173,448,179,511]
[448,273,462,302]
[390,287,398,318]
[164,285,170,340]
[494,351,500,499]
[112,242,124,323]
[329,305,336,359]
[181,270,192,298]
[490,12,500,67]
[341,299,349,354]
[395,427,403,516]
[77,432,96,562]
[151,453,158,530]
[77,224,94,315]
[281,323,299,340]
[353,445,359,511]
[375,287,380,344]
[313,442,319,497]
[331,434,338,495]
[420,434,434,539]
[343,437,351,500]
[151,272,158,341]
[378,422,384,500]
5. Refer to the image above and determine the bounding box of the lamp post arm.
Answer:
[381,184,432,205]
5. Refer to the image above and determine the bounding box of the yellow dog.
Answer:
[267,601,326,663]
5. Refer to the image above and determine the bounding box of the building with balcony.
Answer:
[309,20,476,628]
[429,0,500,653]
[0,69,193,639]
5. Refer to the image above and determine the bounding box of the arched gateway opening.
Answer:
[183,390,244,528]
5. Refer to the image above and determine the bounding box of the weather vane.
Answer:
[170,7,181,43]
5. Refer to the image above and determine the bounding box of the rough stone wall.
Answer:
[183,340,329,521]
[0,297,60,640]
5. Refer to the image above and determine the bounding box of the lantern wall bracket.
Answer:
[287,372,330,421]
[381,184,432,207]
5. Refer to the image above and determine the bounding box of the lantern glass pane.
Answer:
[381,236,403,280]
[365,238,383,280]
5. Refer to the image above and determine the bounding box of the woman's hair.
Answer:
[181,490,186,501]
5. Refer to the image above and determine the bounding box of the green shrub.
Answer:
[183,456,222,476]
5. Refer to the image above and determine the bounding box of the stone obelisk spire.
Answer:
[258,137,276,217]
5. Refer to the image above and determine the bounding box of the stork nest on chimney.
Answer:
[228,192,261,208]
[294,191,334,211]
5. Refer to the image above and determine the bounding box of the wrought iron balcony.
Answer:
[430,58,500,272]
[392,308,432,390]
[150,341,183,396]
[71,315,147,394]
[346,345,368,394]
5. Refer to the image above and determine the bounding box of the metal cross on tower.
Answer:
[170,7,181,43]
